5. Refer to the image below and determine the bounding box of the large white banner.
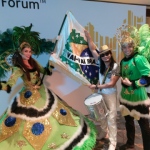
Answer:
[0,0,146,115]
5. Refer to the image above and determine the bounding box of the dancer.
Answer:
[0,42,96,150]
[118,25,150,150]
[85,30,120,150]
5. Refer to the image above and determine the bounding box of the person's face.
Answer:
[122,44,134,58]
[100,51,111,62]
[21,47,32,60]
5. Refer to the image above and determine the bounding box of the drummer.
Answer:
[85,30,120,150]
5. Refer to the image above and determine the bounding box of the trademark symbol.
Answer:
[40,0,46,3]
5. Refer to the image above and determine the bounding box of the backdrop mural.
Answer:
[0,0,146,115]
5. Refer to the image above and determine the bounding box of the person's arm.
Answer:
[84,30,99,61]
[0,67,23,93]
[88,64,120,90]
[97,75,119,89]
[88,75,119,90]
[134,56,150,87]
[122,55,150,88]
[35,59,53,76]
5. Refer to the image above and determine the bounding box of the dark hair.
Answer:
[99,51,116,74]
[12,49,40,81]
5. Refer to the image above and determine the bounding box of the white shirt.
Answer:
[98,63,120,95]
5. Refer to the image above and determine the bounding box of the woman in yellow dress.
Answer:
[0,42,96,150]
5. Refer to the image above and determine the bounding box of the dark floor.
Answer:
[93,112,143,150]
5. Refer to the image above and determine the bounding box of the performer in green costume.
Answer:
[0,42,96,150]
[117,24,150,150]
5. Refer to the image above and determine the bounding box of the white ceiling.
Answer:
[87,0,150,6]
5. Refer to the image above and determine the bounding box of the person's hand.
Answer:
[121,77,132,86]
[84,30,90,39]
[86,84,96,89]
[56,35,61,40]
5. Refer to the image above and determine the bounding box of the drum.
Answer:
[84,93,109,121]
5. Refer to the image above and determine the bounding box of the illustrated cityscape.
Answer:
[85,10,144,63]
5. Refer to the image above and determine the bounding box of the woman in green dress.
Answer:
[0,42,96,150]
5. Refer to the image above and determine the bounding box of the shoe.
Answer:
[101,143,109,150]
[119,143,134,150]
[108,143,116,150]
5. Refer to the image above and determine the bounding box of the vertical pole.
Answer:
[41,12,69,83]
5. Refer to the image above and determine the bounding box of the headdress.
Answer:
[115,24,150,63]
[20,42,31,51]
[115,24,139,49]
[99,45,111,55]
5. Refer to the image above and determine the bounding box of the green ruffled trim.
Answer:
[73,117,96,150]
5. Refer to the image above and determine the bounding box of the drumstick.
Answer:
[83,84,88,86]
[83,83,97,93]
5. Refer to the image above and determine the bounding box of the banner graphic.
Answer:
[50,11,99,85]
